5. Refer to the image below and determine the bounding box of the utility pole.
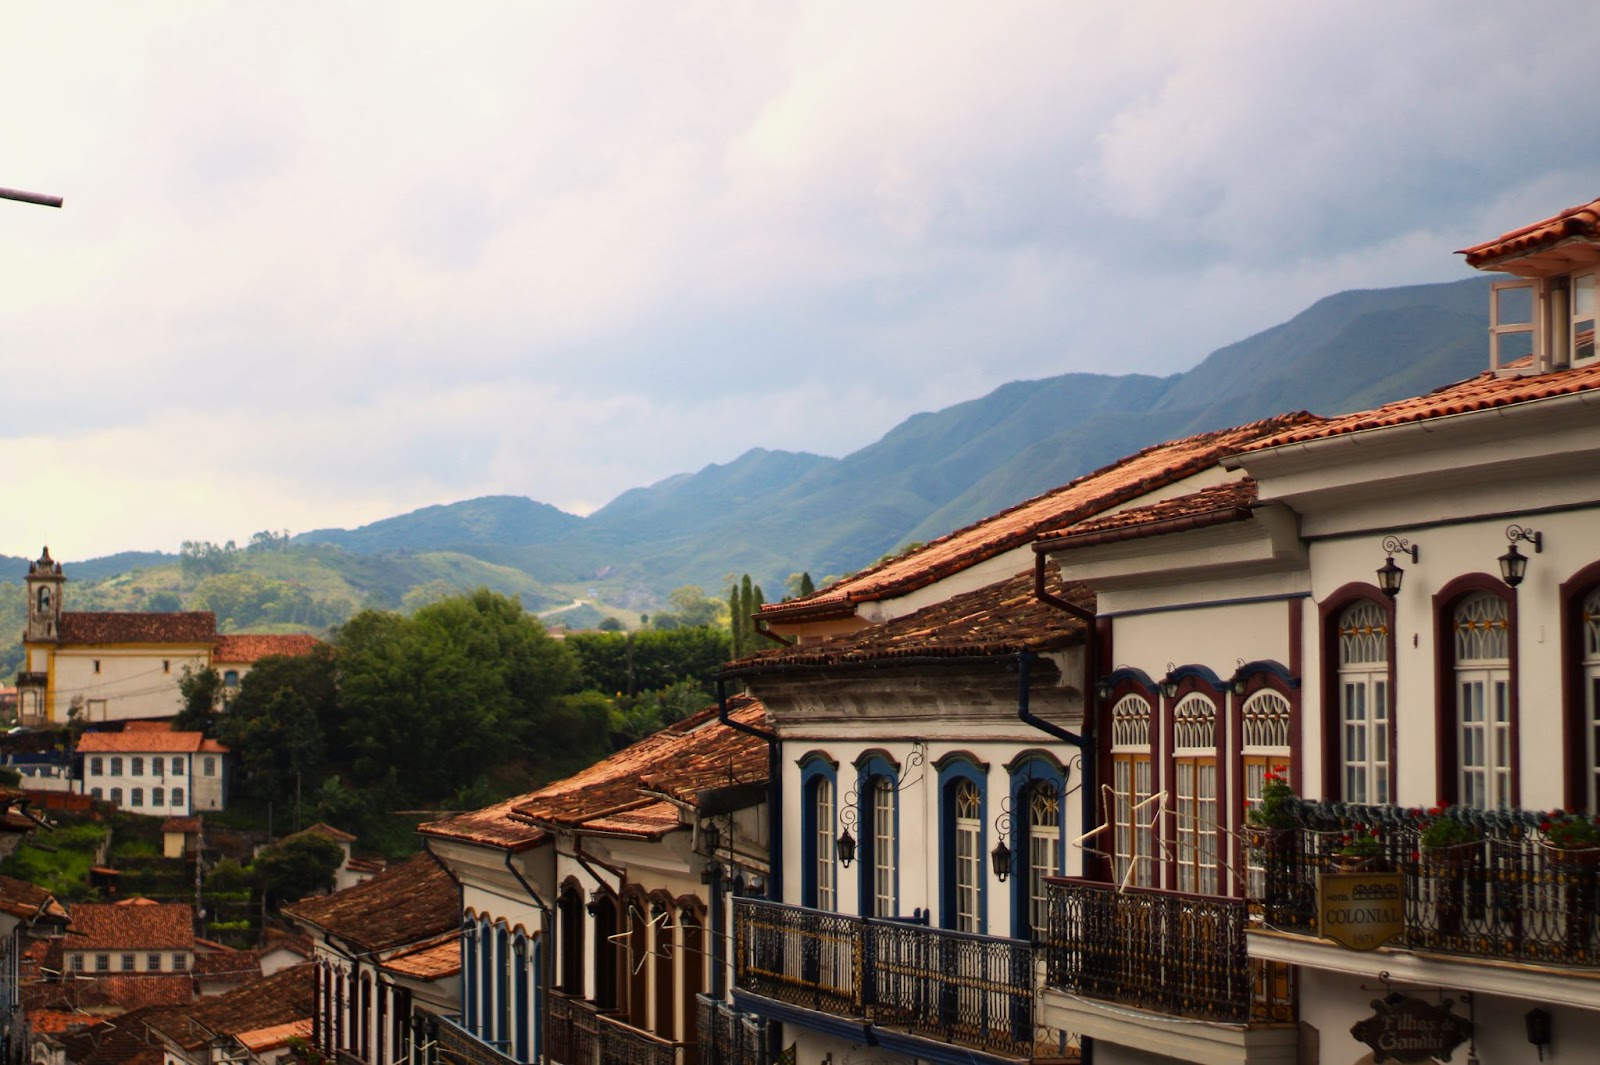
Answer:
[0,186,63,209]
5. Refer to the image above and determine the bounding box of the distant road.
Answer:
[539,598,586,618]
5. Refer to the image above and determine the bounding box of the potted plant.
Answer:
[1245,766,1296,847]
[1332,828,1385,872]
[1539,810,1600,867]
[1417,805,1483,870]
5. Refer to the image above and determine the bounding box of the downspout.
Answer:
[1030,552,1099,1065]
[715,677,782,902]
[502,850,552,1065]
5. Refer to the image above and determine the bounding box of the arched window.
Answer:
[1583,586,1600,809]
[1241,689,1291,898]
[1110,694,1155,888]
[172,788,184,808]
[1450,590,1513,809]
[936,753,988,934]
[131,757,144,776]
[110,757,123,777]
[110,787,122,806]
[90,757,103,776]
[130,788,143,808]
[1006,751,1068,940]
[854,751,899,918]
[590,894,619,1011]
[36,587,49,613]
[1172,694,1218,895]
[153,787,165,807]
[799,754,838,910]
[172,757,185,775]
[1338,600,1391,803]
[558,883,585,995]
[90,787,102,800]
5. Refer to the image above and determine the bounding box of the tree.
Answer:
[726,575,767,657]
[254,831,344,906]
[174,666,224,733]
[565,627,731,696]
[213,647,339,802]
[597,617,625,632]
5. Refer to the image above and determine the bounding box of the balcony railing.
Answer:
[1042,879,1293,1025]
[733,897,1039,1058]
[1257,804,1600,967]
[547,989,688,1065]
[434,1015,521,1065]
[696,995,769,1065]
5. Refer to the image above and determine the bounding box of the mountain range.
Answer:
[5,275,1493,614]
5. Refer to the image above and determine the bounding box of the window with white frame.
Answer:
[1490,279,1538,370]
[1172,694,1219,895]
[809,775,835,910]
[1454,591,1511,810]
[1583,587,1600,809]
[870,775,895,918]
[1242,690,1292,899]
[89,757,102,776]
[1027,780,1061,932]
[1573,272,1596,365]
[1338,600,1391,804]
[953,778,982,932]
[1111,695,1155,888]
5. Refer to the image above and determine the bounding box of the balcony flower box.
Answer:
[1540,811,1600,868]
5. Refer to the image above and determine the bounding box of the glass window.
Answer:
[1111,695,1156,888]
[110,787,122,806]
[69,954,83,972]
[1242,690,1293,898]
[870,776,895,918]
[90,788,102,800]
[131,757,143,776]
[172,787,184,808]
[90,757,103,775]
[172,757,184,775]
[110,757,122,777]
[953,779,982,932]
[148,953,162,971]
[1338,601,1391,804]
[1490,279,1537,369]
[1454,592,1511,810]
[1027,780,1061,933]
[173,953,187,971]
[813,776,834,910]
[1574,272,1596,365]
[121,953,135,972]
[1172,694,1218,895]
[224,670,239,686]
[153,787,165,807]
[131,788,143,808]
[95,954,109,972]
[204,756,216,776]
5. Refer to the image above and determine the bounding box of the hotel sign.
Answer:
[1318,871,1404,951]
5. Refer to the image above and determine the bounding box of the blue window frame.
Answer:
[854,750,900,918]
[936,752,989,934]
[1005,751,1069,940]
[798,752,839,910]
[461,916,477,1032]
[513,932,531,1061]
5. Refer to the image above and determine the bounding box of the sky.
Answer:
[4,1,1600,561]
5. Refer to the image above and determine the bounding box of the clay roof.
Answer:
[29,1009,106,1036]
[1459,195,1600,267]
[380,932,460,981]
[422,698,768,847]
[52,1004,186,1065]
[56,612,216,645]
[212,633,322,664]
[77,731,228,755]
[728,565,1091,673]
[280,853,456,954]
[191,946,260,983]
[293,821,356,843]
[1239,363,1600,452]
[147,963,313,1051]
[65,901,193,951]
[761,413,1320,620]
[80,973,195,1010]
[0,873,67,922]
[236,1018,312,1052]
[161,817,202,834]
[1038,479,1258,548]
[509,699,769,838]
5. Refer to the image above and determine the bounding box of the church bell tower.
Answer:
[25,546,65,643]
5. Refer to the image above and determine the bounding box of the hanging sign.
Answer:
[1318,871,1405,951]
[1351,994,1473,1064]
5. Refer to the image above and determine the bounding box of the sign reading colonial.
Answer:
[1317,871,1404,951]
[1351,994,1473,1064]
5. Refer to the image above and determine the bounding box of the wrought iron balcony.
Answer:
[1042,879,1292,1025]
[732,897,1039,1059]
[696,995,769,1065]
[434,1014,522,1065]
[547,989,688,1065]
[1256,803,1600,967]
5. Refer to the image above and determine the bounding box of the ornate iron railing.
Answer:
[545,991,685,1065]
[696,995,769,1065]
[732,898,1040,1058]
[1043,879,1292,1025]
[434,1015,521,1065]
[1257,803,1600,966]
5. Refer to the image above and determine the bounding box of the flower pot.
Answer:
[1331,854,1383,873]
[1421,842,1482,872]
[1543,842,1600,869]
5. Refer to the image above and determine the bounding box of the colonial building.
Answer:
[0,875,69,1063]
[76,724,228,816]
[14,548,319,727]
[419,696,770,1065]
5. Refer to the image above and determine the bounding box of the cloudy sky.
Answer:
[4,2,1598,560]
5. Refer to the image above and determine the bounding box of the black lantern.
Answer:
[990,838,1012,882]
[1500,524,1542,587]
[1525,1007,1551,1060]
[1377,536,1418,599]
[700,862,722,886]
[1093,675,1114,703]
[836,828,856,868]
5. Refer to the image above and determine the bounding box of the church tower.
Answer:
[25,546,64,642]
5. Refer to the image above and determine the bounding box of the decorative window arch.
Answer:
[853,750,900,918]
[1319,585,1397,804]
[1435,577,1517,809]
[1109,692,1156,888]
[1005,750,1068,940]
[1170,692,1219,895]
[1560,561,1600,809]
[558,880,585,996]
[1240,687,1291,899]
[590,891,620,1011]
[935,752,988,934]
[798,752,838,910]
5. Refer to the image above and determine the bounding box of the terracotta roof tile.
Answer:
[76,973,195,1011]
[161,817,201,834]
[728,566,1091,672]
[51,1004,187,1065]
[28,1009,106,1035]
[1038,479,1258,547]
[762,413,1320,619]
[1240,364,1600,451]
[212,634,322,664]
[77,731,227,755]
[291,821,356,843]
[0,873,67,922]
[1459,196,1600,267]
[380,933,460,981]
[147,963,313,1051]
[418,793,547,849]
[66,901,194,951]
[236,1017,312,1052]
[280,853,456,954]
[56,613,216,645]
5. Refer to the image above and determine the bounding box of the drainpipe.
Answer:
[715,677,782,902]
[501,850,552,1065]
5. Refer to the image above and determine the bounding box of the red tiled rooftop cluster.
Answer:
[212,633,322,663]
[146,963,313,1051]
[281,853,456,954]
[1038,478,1258,547]
[66,900,195,951]
[56,612,217,645]
[76,731,227,755]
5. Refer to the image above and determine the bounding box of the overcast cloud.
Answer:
[3,1,1598,559]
